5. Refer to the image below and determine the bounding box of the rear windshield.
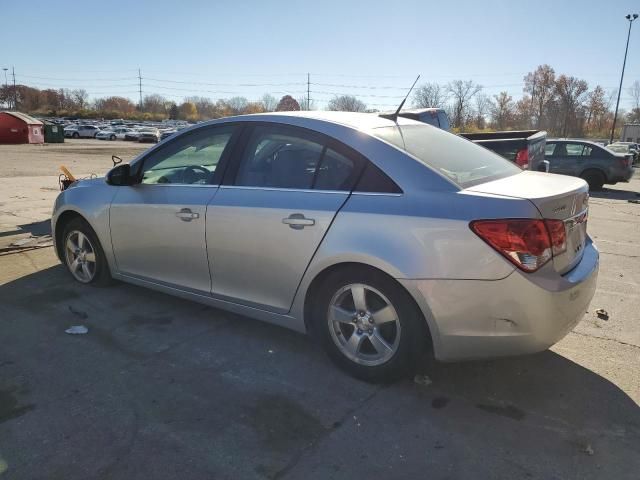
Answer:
[372,124,521,188]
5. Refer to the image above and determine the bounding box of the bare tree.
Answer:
[413,83,447,108]
[490,91,515,130]
[446,80,482,128]
[524,64,556,128]
[473,93,491,129]
[555,75,588,137]
[142,94,168,115]
[71,89,89,109]
[629,80,640,111]
[261,93,278,112]
[327,95,367,112]
[297,96,316,111]
[226,96,249,114]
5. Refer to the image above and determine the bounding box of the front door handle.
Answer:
[176,208,200,222]
[282,213,315,230]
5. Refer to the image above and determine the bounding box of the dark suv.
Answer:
[545,139,634,190]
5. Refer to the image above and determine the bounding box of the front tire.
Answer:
[110,134,116,141]
[310,266,426,382]
[62,218,112,286]
[72,132,79,138]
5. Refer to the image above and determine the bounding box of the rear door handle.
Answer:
[282,213,315,229]
[176,208,200,222]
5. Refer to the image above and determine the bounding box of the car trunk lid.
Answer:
[466,171,589,274]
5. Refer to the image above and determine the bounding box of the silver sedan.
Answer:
[52,112,599,381]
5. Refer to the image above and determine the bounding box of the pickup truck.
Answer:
[396,108,548,171]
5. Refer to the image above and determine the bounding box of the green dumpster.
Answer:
[43,120,64,143]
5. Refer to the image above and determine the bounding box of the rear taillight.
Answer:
[470,219,566,272]
[618,156,631,168]
[515,148,529,169]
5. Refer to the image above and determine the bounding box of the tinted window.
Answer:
[235,125,359,191]
[236,126,324,189]
[355,162,402,193]
[140,125,235,185]
[314,148,355,190]
[437,112,450,131]
[372,124,520,188]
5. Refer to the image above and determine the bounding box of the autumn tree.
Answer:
[585,86,608,133]
[71,89,89,109]
[178,101,198,121]
[413,83,447,108]
[447,80,482,128]
[276,95,300,111]
[327,95,366,112]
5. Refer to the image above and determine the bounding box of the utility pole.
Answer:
[2,68,8,110]
[307,73,310,111]
[12,66,16,111]
[138,68,143,110]
[610,13,638,143]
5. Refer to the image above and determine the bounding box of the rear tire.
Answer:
[309,266,426,383]
[62,218,112,286]
[110,134,116,141]
[580,169,605,191]
[72,132,79,138]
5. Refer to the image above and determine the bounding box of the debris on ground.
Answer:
[582,443,594,456]
[65,325,88,335]
[414,374,432,387]
[595,309,609,321]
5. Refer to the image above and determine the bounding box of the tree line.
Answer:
[413,65,640,137]
[1,64,639,138]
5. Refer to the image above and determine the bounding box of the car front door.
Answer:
[206,123,363,313]
[109,124,240,293]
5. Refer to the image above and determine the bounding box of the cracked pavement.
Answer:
[0,142,638,479]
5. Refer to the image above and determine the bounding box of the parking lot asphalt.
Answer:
[0,141,639,479]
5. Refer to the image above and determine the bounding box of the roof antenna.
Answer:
[380,75,420,122]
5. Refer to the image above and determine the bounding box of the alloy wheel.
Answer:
[64,230,97,283]
[328,283,401,366]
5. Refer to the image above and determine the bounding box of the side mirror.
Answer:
[106,164,135,186]
[537,160,550,173]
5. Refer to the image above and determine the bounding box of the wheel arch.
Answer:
[301,261,437,355]
[54,209,88,261]
[579,167,607,179]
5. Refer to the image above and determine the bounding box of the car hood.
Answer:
[67,177,105,189]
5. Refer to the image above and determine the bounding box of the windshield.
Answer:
[371,123,521,188]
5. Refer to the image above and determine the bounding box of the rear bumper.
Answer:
[400,239,599,362]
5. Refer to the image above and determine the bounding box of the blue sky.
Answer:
[1,0,639,109]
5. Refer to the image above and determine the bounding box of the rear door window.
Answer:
[233,125,361,191]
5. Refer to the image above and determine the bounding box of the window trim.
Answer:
[222,122,366,193]
[132,122,244,186]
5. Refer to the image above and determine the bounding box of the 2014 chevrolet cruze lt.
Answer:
[52,112,598,381]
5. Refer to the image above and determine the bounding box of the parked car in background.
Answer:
[96,129,118,141]
[124,129,142,141]
[160,129,177,141]
[545,139,634,190]
[608,142,639,164]
[137,128,160,143]
[398,108,547,170]
[52,112,598,382]
[64,125,100,138]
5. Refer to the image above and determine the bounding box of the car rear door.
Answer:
[109,124,240,293]
[206,123,363,313]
